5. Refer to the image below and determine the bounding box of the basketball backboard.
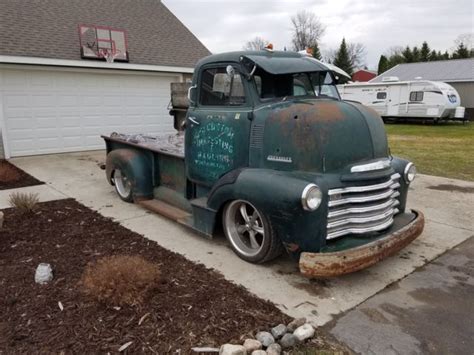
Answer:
[79,25,129,62]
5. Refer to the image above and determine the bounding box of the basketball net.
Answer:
[99,48,120,63]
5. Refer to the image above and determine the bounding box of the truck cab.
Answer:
[103,50,424,277]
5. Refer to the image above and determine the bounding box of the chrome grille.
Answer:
[326,173,401,240]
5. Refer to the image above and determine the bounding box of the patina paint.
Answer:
[253,99,382,173]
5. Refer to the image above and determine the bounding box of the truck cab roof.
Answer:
[195,50,328,75]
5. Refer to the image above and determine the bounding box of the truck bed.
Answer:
[103,132,185,159]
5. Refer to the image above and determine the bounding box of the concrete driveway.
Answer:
[11,151,474,326]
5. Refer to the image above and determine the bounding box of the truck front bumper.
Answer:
[299,209,424,277]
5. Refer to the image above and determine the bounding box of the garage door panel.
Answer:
[4,94,30,108]
[63,137,84,148]
[58,95,81,107]
[8,129,35,139]
[36,117,58,128]
[62,127,83,136]
[10,139,35,153]
[31,95,56,107]
[1,69,179,157]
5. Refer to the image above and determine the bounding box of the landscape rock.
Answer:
[251,351,266,355]
[243,339,262,352]
[34,263,53,284]
[270,324,287,339]
[266,343,282,355]
[219,344,247,355]
[256,331,274,347]
[293,323,315,341]
[0,211,4,228]
[287,317,306,332]
[279,333,298,349]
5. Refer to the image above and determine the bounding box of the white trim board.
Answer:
[0,55,194,74]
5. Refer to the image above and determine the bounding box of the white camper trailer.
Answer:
[338,78,466,121]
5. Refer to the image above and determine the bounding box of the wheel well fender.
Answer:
[105,149,153,200]
[208,169,312,220]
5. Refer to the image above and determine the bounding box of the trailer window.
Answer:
[376,92,387,99]
[409,91,424,102]
[199,67,246,106]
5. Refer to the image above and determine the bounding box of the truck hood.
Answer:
[255,99,389,173]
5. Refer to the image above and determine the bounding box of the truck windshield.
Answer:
[253,70,340,101]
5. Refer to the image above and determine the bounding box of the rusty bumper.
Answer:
[299,210,425,278]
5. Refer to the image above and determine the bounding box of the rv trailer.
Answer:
[338,77,466,122]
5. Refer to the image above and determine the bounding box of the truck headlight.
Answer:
[404,163,416,183]
[301,184,322,211]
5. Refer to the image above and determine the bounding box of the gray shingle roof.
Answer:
[371,58,474,83]
[0,0,211,68]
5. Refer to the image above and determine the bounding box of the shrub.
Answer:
[8,192,39,213]
[80,255,161,306]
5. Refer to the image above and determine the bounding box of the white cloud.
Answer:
[163,0,473,69]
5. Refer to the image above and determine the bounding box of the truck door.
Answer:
[185,65,252,187]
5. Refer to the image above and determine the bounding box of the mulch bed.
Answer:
[0,199,292,353]
[0,160,44,190]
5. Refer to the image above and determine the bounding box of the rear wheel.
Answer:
[222,199,283,263]
[113,169,133,202]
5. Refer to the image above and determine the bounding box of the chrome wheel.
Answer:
[113,169,132,201]
[223,200,266,258]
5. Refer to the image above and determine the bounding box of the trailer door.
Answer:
[387,86,401,116]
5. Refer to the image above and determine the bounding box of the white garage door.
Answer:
[0,68,180,157]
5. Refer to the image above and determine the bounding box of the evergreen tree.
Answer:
[402,46,413,62]
[412,46,420,62]
[420,41,431,61]
[429,50,438,61]
[377,55,389,74]
[333,38,353,75]
[442,50,450,60]
[453,42,469,59]
[311,42,322,60]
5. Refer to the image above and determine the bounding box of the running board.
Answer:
[138,199,191,223]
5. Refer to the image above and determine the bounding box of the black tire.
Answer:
[112,169,133,203]
[222,199,283,263]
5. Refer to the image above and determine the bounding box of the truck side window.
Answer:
[409,91,424,102]
[376,92,387,99]
[199,67,246,106]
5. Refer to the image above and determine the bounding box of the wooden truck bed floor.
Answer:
[106,132,185,159]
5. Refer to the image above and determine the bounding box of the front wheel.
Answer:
[222,200,283,263]
[113,169,133,202]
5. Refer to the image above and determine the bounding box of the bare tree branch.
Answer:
[326,42,367,68]
[290,10,325,51]
[243,36,268,51]
[347,42,367,68]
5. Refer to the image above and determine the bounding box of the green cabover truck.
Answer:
[102,50,424,277]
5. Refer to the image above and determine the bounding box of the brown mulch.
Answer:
[0,160,43,190]
[0,199,292,353]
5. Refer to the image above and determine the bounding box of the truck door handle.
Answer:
[188,116,200,125]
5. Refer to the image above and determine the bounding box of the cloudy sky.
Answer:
[163,0,473,69]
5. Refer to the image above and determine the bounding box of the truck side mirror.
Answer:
[187,85,197,105]
[226,65,235,77]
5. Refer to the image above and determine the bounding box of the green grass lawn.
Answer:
[385,122,474,181]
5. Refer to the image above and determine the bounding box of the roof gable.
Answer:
[371,58,474,83]
[0,0,211,68]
